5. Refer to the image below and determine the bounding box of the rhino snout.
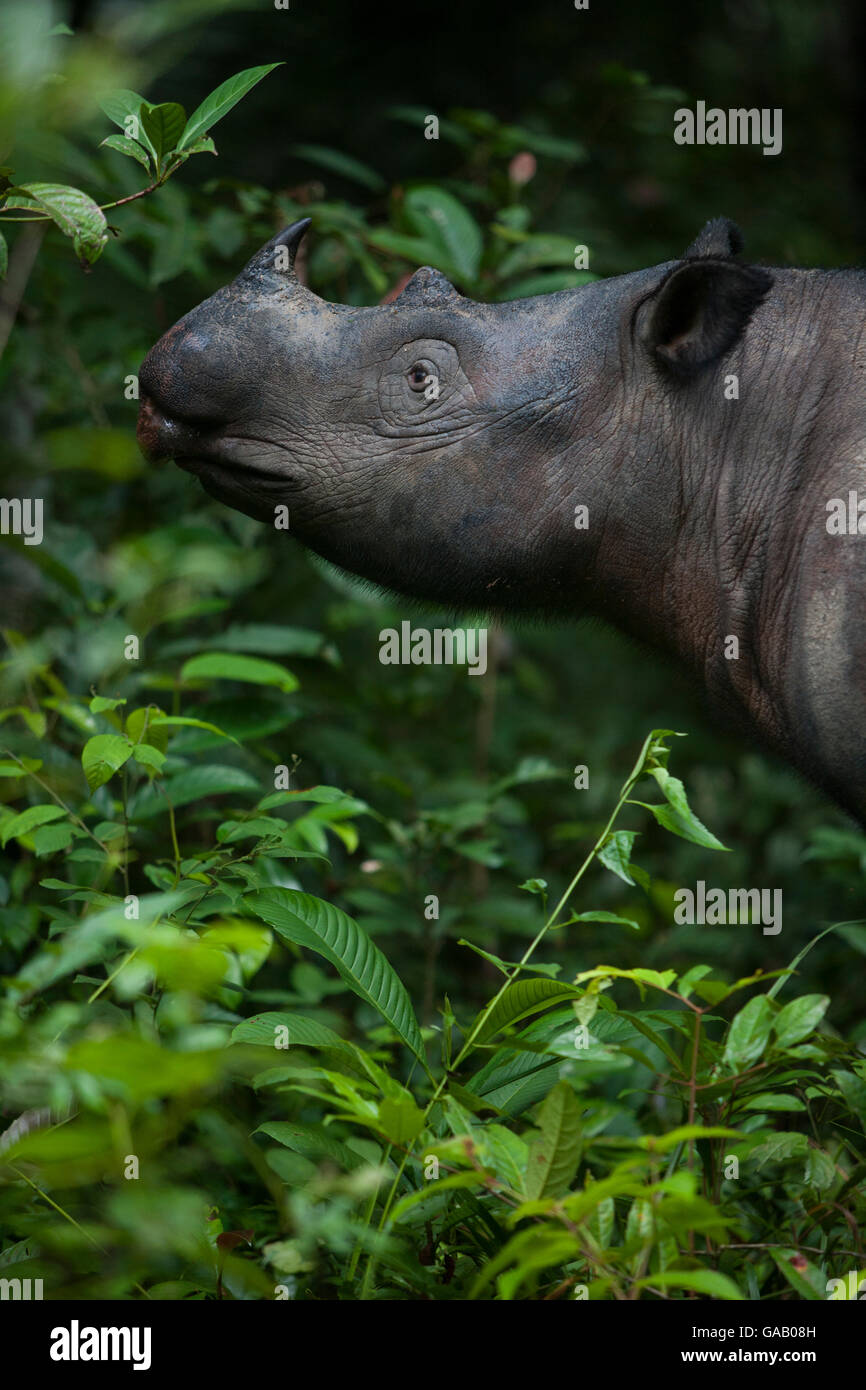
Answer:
[136,395,209,463]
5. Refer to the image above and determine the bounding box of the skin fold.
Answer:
[138,218,866,822]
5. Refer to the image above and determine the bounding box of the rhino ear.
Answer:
[643,258,773,376]
[683,217,744,259]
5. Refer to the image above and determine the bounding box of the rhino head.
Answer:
[138,217,866,821]
[137,217,771,614]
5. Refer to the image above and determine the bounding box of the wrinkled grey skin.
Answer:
[138,218,866,822]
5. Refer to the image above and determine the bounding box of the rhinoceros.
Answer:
[137,217,866,822]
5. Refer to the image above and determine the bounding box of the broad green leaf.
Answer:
[181,651,298,693]
[140,102,186,160]
[740,1092,806,1112]
[245,889,426,1065]
[81,733,133,791]
[404,185,483,283]
[773,994,829,1048]
[524,1081,583,1200]
[768,1249,825,1300]
[391,1171,487,1223]
[723,994,774,1068]
[1,804,67,847]
[177,64,283,151]
[833,1069,866,1133]
[231,1012,349,1052]
[0,757,41,778]
[125,707,168,753]
[290,143,385,191]
[376,1097,426,1146]
[639,1125,741,1153]
[633,1269,743,1300]
[750,1132,810,1169]
[563,910,639,930]
[498,270,594,300]
[497,233,586,278]
[89,695,126,714]
[31,823,75,856]
[129,764,261,819]
[99,133,151,173]
[598,829,638,884]
[469,1225,580,1300]
[98,89,148,132]
[647,766,728,850]
[17,183,108,265]
[479,1125,529,1193]
[470,979,582,1045]
[215,622,327,658]
[149,714,238,745]
[130,744,166,774]
[172,136,216,160]
[256,1120,366,1171]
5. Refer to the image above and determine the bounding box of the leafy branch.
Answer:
[0,63,281,276]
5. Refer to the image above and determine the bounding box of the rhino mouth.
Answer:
[173,453,280,487]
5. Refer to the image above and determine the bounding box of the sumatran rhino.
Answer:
[137,217,866,822]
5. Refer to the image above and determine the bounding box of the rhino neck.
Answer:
[578,269,866,809]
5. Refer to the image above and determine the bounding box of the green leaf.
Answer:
[177,64,283,151]
[723,994,774,1069]
[833,1070,866,1133]
[256,1120,365,1171]
[524,1081,583,1199]
[404,186,483,283]
[598,829,638,884]
[768,1249,825,1301]
[181,651,298,694]
[99,133,152,174]
[81,733,133,791]
[140,102,186,161]
[172,136,217,160]
[15,183,108,266]
[290,144,385,191]
[773,994,829,1048]
[376,1097,426,1146]
[471,979,582,1045]
[0,757,42,778]
[563,910,640,930]
[1,804,67,847]
[98,89,148,132]
[0,230,7,279]
[740,1092,806,1112]
[31,823,75,856]
[231,1012,349,1052]
[497,234,585,278]
[633,1269,743,1300]
[89,695,126,714]
[244,889,426,1066]
[391,1172,487,1222]
[632,767,727,850]
[130,743,166,774]
[497,270,593,300]
[149,714,238,745]
[129,764,261,819]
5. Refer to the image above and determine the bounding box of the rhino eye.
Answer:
[407,363,431,391]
